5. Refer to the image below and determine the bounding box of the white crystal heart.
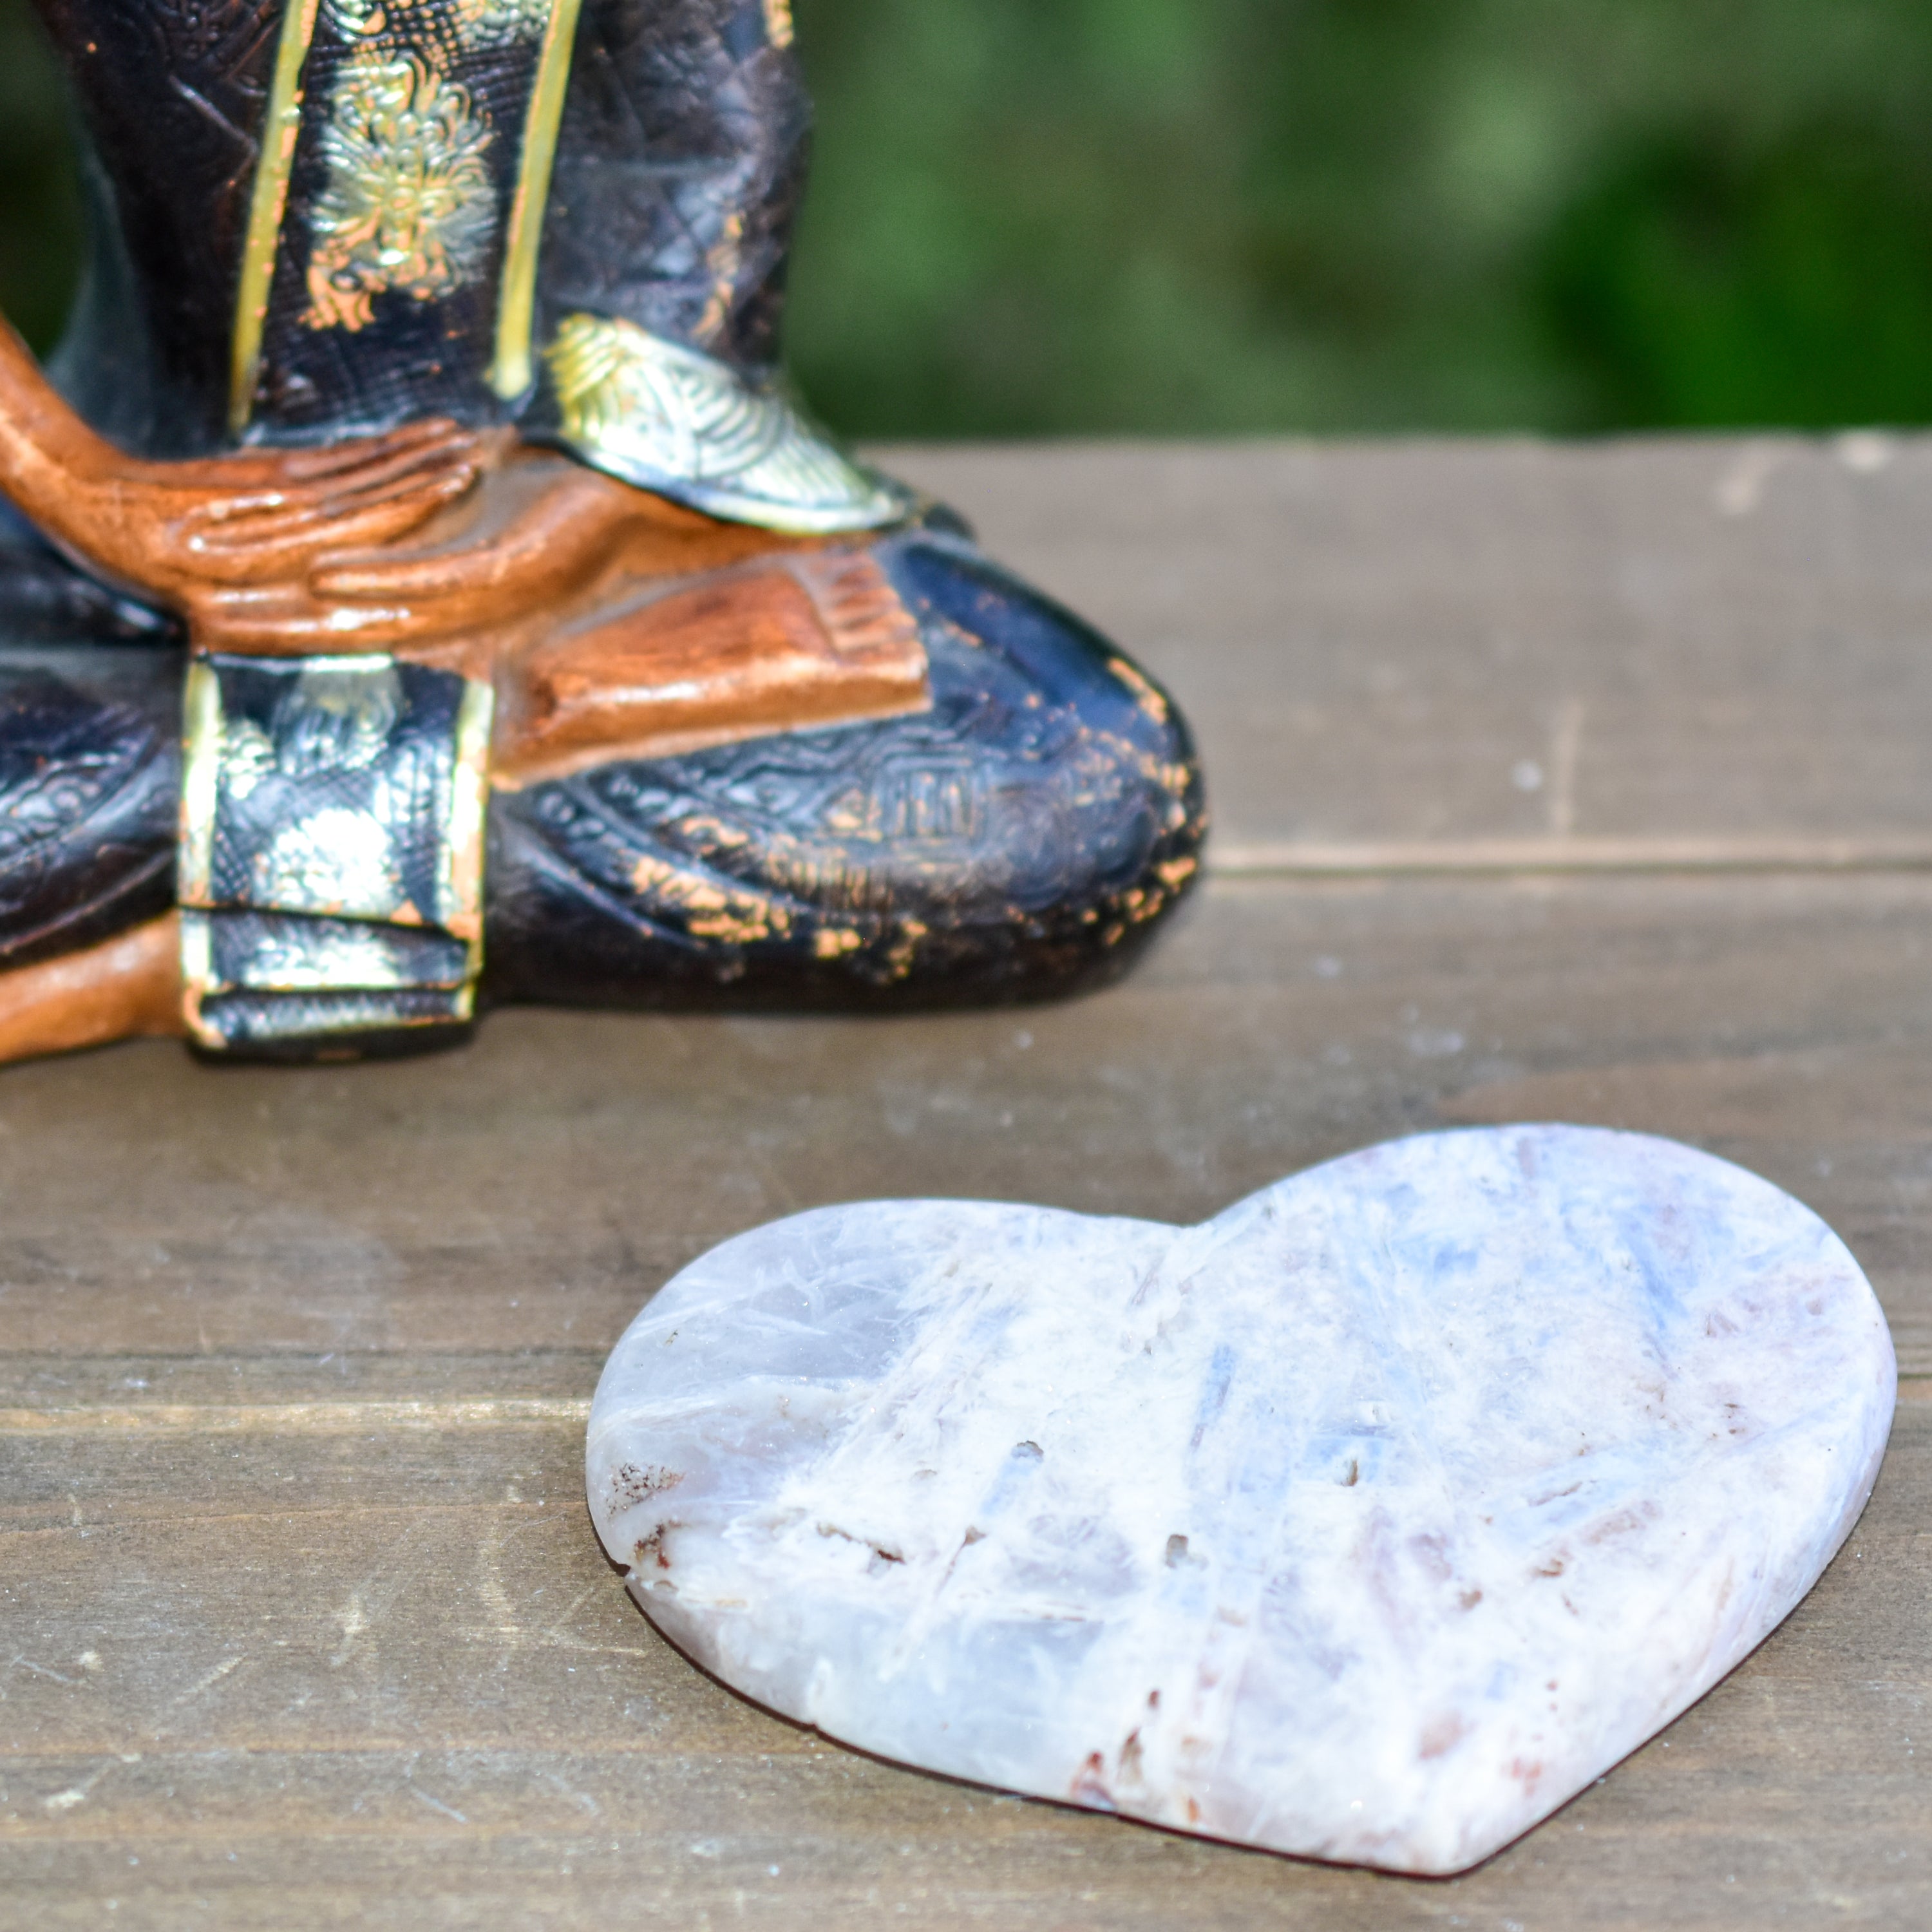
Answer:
[585,1126,1894,1874]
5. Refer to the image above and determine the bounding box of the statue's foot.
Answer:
[484,526,1207,1011]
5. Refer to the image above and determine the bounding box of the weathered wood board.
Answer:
[3,440,1930,1929]
[900,436,1932,859]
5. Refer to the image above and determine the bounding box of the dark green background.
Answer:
[5,0,1932,437]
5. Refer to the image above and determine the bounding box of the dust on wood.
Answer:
[4,440,1929,1928]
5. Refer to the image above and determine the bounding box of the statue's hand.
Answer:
[0,316,479,616]
[308,461,641,627]
[191,453,793,659]
[80,419,484,605]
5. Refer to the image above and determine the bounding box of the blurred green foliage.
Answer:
[0,0,79,358]
[5,0,1932,435]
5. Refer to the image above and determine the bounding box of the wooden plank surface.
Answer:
[894,437,1932,860]
[5,440,1932,1929]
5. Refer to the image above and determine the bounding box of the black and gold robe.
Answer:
[44,0,890,529]
[0,0,1208,1046]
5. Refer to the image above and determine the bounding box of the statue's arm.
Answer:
[0,317,122,561]
[0,315,482,610]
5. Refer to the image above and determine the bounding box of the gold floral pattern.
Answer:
[460,0,554,43]
[303,50,498,334]
[326,0,551,49]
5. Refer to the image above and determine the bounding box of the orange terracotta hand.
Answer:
[134,453,795,659]
[308,457,797,616]
[94,420,485,601]
[0,314,484,612]
[310,461,644,621]
[197,455,800,662]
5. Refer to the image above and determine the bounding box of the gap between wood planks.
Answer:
[1,1385,1926,1435]
[12,829,1931,1437]
[0,1398,592,1435]
[1211,837,1932,878]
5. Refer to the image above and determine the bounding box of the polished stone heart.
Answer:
[585,1126,1894,1874]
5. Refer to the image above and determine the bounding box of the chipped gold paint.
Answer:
[627,851,794,944]
[178,910,221,1050]
[694,210,746,345]
[1106,656,1171,725]
[178,658,225,909]
[690,912,772,943]
[441,675,495,945]
[229,0,327,431]
[303,50,498,334]
[491,0,586,397]
[879,916,928,981]
[1118,886,1169,925]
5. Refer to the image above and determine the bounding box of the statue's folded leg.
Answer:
[0,511,185,1059]
[0,499,1205,1064]
[0,0,1207,1066]
[487,526,1207,1012]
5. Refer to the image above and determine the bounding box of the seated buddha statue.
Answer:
[0,0,1206,1064]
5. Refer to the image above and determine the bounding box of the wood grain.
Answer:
[884,436,1932,857]
[5,441,1931,1928]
